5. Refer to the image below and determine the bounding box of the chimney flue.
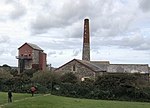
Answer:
[82,19,90,61]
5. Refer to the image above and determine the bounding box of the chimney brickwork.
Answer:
[82,19,90,61]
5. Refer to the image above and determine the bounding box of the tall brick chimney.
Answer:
[82,19,90,61]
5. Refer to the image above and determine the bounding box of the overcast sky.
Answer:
[0,0,150,67]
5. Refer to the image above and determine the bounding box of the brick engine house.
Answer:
[16,43,47,73]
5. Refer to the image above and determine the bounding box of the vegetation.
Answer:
[0,92,32,105]
[0,92,150,108]
[0,65,150,102]
[52,73,150,102]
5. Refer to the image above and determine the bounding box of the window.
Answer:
[21,54,23,56]
[24,54,27,57]
[29,54,31,56]
[72,65,76,71]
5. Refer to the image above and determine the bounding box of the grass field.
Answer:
[0,92,150,108]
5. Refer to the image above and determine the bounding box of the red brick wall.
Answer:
[18,43,47,71]
[19,44,33,57]
[39,52,47,71]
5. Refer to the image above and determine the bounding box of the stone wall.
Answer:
[55,60,95,79]
[32,50,40,64]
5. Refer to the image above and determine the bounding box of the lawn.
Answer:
[0,92,150,108]
[0,92,33,105]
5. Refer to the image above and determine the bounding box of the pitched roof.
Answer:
[18,43,43,51]
[55,59,149,73]
[77,59,104,72]
[27,43,43,51]
[91,61,110,65]
[55,59,107,72]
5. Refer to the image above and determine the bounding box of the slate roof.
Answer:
[27,43,43,51]
[76,59,108,72]
[19,43,43,51]
[55,59,149,73]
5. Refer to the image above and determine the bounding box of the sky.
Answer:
[0,0,150,68]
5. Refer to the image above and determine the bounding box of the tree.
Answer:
[22,69,37,78]
[0,69,13,79]
[31,71,60,93]
[60,72,78,84]
[10,69,18,77]
[2,64,11,71]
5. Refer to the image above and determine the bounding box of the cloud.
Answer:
[0,1,26,22]
[30,0,97,35]
[29,0,150,52]
[48,51,56,56]
[9,3,27,20]
[31,14,70,34]
[139,0,150,12]
[118,34,150,50]
[72,49,81,56]
[0,36,10,43]
[92,32,150,51]
[64,21,82,38]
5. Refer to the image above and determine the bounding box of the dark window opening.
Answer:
[24,54,27,57]
[73,65,76,71]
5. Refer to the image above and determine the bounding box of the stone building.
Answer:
[54,19,150,80]
[16,43,47,73]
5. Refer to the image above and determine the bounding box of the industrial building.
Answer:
[16,43,47,73]
[55,19,150,80]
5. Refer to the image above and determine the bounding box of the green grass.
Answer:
[0,92,150,108]
[0,92,33,105]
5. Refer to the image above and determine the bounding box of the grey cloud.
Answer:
[4,0,27,20]
[34,37,82,50]
[92,34,150,51]
[0,47,13,56]
[10,50,16,56]
[0,36,10,43]
[31,14,70,34]
[139,0,150,12]
[59,51,63,55]
[48,51,56,56]
[30,0,98,35]
[56,39,81,49]
[48,51,63,56]
[91,12,137,38]
[72,49,81,56]
[135,43,150,50]
[0,49,5,56]
[4,0,16,4]
[118,35,144,47]
[15,0,150,52]
[65,21,82,38]
[118,35,150,50]
[9,3,27,20]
